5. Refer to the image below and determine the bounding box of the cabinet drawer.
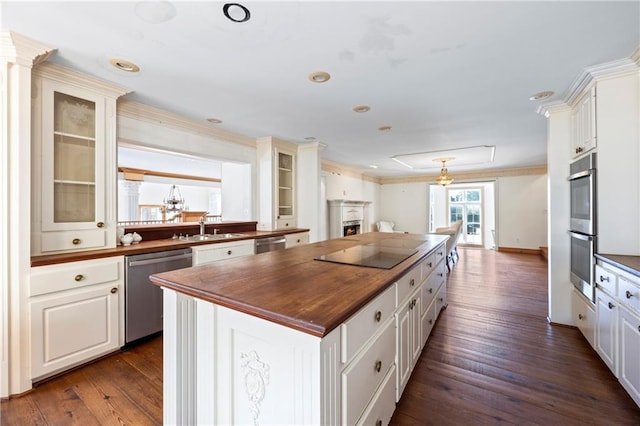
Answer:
[421,297,438,347]
[41,229,106,253]
[284,232,309,248]
[420,252,436,281]
[433,243,446,266]
[342,318,395,426]
[192,240,254,265]
[435,283,447,314]
[396,265,421,307]
[595,264,617,296]
[572,288,595,348]
[619,277,640,313]
[31,257,122,297]
[356,365,396,426]
[276,218,297,229]
[422,261,446,314]
[341,284,395,363]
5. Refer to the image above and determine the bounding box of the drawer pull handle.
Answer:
[438,251,443,256]
[608,302,615,310]
[374,311,382,322]
[97,221,105,228]
[578,314,584,320]
[227,250,232,255]
[110,287,118,294]
[626,290,633,299]
[72,238,81,245]
[428,262,433,268]
[74,274,84,282]
[410,278,415,287]
[375,360,382,373]
[600,275,609,282]
[428,288,433,294]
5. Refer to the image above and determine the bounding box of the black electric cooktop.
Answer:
[315,239,424,269]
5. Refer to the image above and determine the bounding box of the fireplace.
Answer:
[328,200,370,239]
[343,220,362,236]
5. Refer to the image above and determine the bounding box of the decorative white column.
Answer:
[0,31,55,397]
[119,179,142,222]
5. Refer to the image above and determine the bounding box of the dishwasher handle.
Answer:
[255,237,286,246]
[128,253,193,268]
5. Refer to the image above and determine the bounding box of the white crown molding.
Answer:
[536,100,570,118]
[0,31,55,67]
[321,160,381,184]
[33,62,130,99]
[565,52,639,106]
[378,165,547,185]
[120,100,256,148]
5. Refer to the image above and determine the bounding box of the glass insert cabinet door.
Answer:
[41,81,106,231]
[277,151,294,218]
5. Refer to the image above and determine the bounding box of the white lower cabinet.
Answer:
[619,305,640,407]
[396,286,421,401]
[595,288,618,375]
[592,259,640,408]
[191,239,255,265]
[161,242,449,425]
[572,288,596,347]
[30,256,124,380]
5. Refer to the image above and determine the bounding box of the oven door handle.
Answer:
[568,169,594,181]
[568,231,593,241]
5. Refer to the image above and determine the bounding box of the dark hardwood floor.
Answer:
[391,247,640,425]
[2,247,639,425]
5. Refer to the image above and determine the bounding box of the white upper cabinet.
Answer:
[570,86,597,158]
[31,63,128,255]
[257,136,297,230]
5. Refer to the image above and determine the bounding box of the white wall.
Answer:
[497,175,548,250]
[221,162,252,221]
[379,182,429,234]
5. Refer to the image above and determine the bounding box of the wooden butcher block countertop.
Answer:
[150,232,448,338]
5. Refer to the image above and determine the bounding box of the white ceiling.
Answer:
[3,1,639,177]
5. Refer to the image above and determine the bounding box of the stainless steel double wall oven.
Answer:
[568,153,597,302]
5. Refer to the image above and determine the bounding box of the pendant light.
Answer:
[435,158,454,186]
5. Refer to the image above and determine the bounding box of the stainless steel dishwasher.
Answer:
[124,248,192,344]
[255,235,287,253]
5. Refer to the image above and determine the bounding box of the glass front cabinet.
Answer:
[31,63,128,255]
[257,136,297,230]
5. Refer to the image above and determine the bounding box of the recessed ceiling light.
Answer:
[304,136,316,141]
[352,105,370,113]
[308,71,331,83]
[529,90,554,101]
[378,126,392,132]
[369,165,379,169]
[206,118,222,124]
[223,3,251,23]
[109,58,140,73]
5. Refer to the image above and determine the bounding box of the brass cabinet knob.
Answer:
[97,222,105,228]
[429,319,433,325]
[439,297,444,302]
[110,287,118,294]
[410,278,415,287]
[578,314,584,320]
[72,238,81,245]
[376,420,382,426]
[374,311,382,322]
[374,360,382,373]
[428,288,433,294]
[626,290,633,299]
[608,302,615,310]
[296,239,300,243]
[600,275,609,282]
[428,262,433,268]
[74,274,84,282]
[227,250,232,255]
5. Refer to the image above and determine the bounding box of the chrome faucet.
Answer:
[199,212,209,235]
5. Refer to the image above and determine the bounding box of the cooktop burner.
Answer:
[315,239,424,269]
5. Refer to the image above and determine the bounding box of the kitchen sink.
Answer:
[180,233,247,242]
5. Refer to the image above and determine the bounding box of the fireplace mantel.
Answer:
[327,200,371,239]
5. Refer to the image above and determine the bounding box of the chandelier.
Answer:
[163,184,185,213]
[435,157,454,186]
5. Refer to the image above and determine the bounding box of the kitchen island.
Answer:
[151,232,449,425]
